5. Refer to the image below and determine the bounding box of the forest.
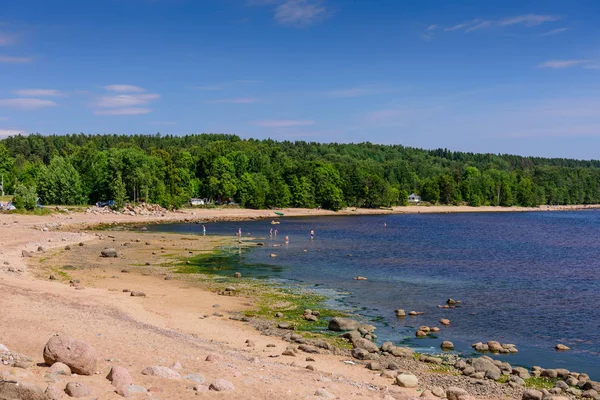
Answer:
[1,133,599,210]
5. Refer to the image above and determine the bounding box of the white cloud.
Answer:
[273,0,328,26]
[96,93,160,108]
[328,86,390,98]
[464,20,492,32]
[94,107,152,116]
[0,129,25,138]
[104,85,145,93]
[0,55,33,63]
[441,14,559,35]
[209,97,260,104]
[541,28,569,36]
[14,89,64,97]
[538,60,589,69]
[254,119,315,127]
[444,22,471,32]
[499,14,560,27]
[0,98,57,110]
[425,24,438,32]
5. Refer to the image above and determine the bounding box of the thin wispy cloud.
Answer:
[538,60,589,69]
[94,86,159,115]
[464,20,492,32]
[425,25,438,32]
[444,22,471,32]
[254,119,315,127]
[0,55,33,63]
[327,86,391,98]
[94,107,152,116]
[209,97,260,104]
[260,0,330,26]
[0,98,58,110]
[104,85,145,93]
[440,14,560,35]
[14,89,64,97]
[541,28,569,36]
[499,14,560,27]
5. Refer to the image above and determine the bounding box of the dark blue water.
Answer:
[148,211,600,378]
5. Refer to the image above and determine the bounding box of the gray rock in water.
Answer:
[209,379,235,391]
[65,382,92,398]
[328,317,361,331]
[396,373,418,388]
[43,334,97,376]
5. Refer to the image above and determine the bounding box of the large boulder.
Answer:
[43,334,97,376]
[446,387,469,400]
[352,338,379,353]
[328,317,361,331]
[391,346,414,358]
[396,373,418,388]
[100,248,118,258]
[0,380,46,400]
[522,389,543,400]
[471,357,501,376]
[106,365,133,388]
[64,382,92,398]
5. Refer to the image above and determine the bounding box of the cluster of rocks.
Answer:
[86,202,167,216]
[415,325,441,337]
[0,333,238,399]
[303,309,320,322]
[472,340,518,354]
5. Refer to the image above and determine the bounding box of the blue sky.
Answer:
[1,0,599,159]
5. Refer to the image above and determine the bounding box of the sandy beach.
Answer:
[1,206,597,399]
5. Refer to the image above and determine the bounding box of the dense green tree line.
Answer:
[0,133,599,210]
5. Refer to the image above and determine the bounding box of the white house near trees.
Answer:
[408,193,421,203]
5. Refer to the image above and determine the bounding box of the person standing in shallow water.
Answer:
[269,228,273,237]
[202,224,206,236]
[310,229,314,240]
[384,222,387,228]
[285,235,289,244]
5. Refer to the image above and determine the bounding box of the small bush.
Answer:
[12,184,37,210]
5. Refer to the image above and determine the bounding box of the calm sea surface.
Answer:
[148,211,600,378]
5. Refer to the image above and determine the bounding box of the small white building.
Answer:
[408,193,421,203]
[190,198,205,206]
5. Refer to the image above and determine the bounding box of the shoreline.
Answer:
[0,210,597,399]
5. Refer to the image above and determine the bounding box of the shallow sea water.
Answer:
[148,210,600,378]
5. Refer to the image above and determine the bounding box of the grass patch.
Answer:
[524,376,555,390]
[427,364,456,375]
[496,375,510,384]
